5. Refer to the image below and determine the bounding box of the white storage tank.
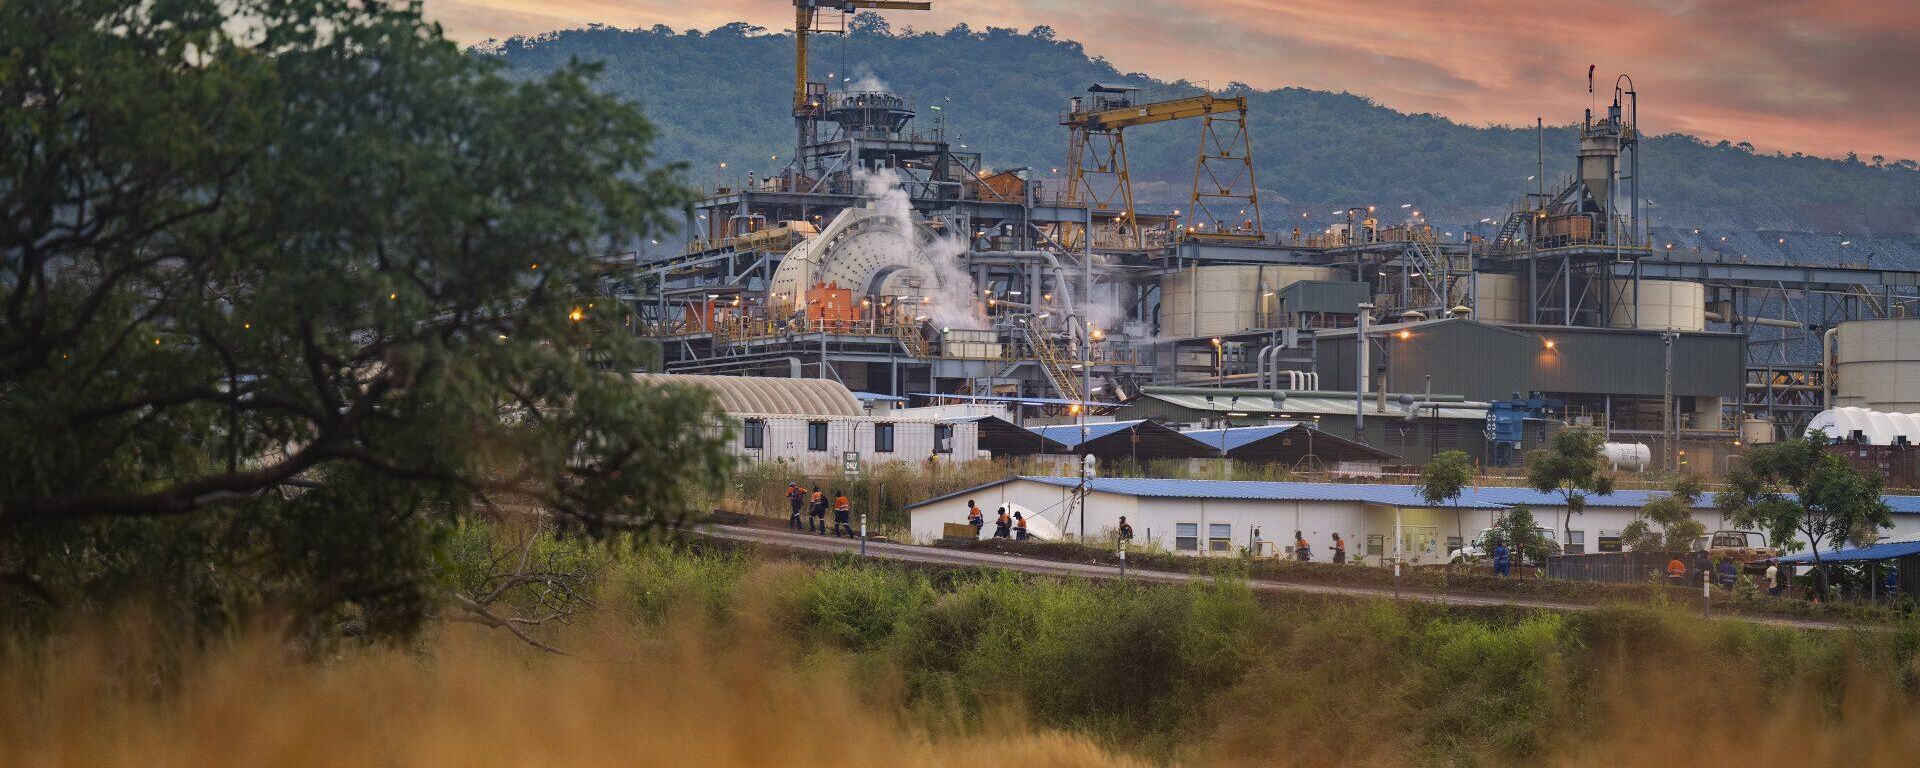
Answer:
[1740,417,1775,445]
[1451,273,1523,324]
[1835,319,1920,412]
[1606,279,1705,331]
[1599,442,1651,472]
[1160,265,1342,337]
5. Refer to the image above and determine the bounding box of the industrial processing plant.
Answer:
[627,0,1920,474]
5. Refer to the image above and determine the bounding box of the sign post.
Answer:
[842,451,865,554]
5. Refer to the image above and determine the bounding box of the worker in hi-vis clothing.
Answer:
[832,491,852,537]
[786,482,805,531]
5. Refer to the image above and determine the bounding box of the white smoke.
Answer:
[1050,251,1131,339]
[842,65,889,94]
[854,168,985,330]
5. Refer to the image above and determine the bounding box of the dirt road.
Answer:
[696,522,1869,632]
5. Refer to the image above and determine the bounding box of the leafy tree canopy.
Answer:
[1491,505,1554,565]
[1418,450,1473,507]
[1620,476,1706,552]
[1525,428,1615,549]
[1722,432,1892,563]
[0,0,730,639]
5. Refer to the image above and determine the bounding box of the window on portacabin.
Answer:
[874,422,895,453]
[743,419,765,450]
[1209,523,1232,553]
[1176,523,1198,552]
[807,421,827,452]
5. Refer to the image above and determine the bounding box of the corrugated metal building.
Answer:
[631,373,980,471]
[1311,318,1744,432]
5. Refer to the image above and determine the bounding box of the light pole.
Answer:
[1356,303,1375,429]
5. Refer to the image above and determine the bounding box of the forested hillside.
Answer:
[486,20,1920,234]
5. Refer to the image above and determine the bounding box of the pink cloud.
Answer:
[427,0,1920,161]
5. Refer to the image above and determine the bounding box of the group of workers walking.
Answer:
[786,481,856,537]
[1288,530,1346,563]
[965,500,1031,540]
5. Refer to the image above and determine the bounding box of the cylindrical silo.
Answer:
[1835,319,1920,412]
[1451,273,1523,324]
[1605,279,1705,331]
[1159,265,1342,337]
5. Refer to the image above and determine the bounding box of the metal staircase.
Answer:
[1022,321,1082,401]
[1491,211,1530,256]
[891,321,929,357]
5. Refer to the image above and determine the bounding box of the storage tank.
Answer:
[1740,417,1775,445]
[1599,442,1651,472]
[1835,319,1920,412]
[1160,265,1341,337]
[1605,279,1705,331]
[1450,273,1523,324]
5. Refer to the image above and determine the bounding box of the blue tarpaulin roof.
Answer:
[907,476,1920,515]
[1021,476,1511,509]
[1027,420,1153,448]
[1773,539,1920,564]
[1180,424,1302,452]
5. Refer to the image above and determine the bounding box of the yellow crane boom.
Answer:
[1063,93,1245,131]
[793,1,931,115]
[1063,89,1263,249]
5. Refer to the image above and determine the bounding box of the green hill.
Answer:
[485,20,1920,233]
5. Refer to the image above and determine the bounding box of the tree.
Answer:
[1722,432,1892,591]
[850,12,893,36]
[0,0,732,639]
[1525,428,1616,552]
[1619,475,1707,552]
[1419,450,1474,545]
[1492,505,1553,567]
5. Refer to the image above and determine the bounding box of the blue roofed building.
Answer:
[906,475,1920,564]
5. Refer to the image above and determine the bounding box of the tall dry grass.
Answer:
[0,612,1142,768]
[4,547,1919,767]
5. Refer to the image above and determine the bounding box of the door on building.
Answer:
[1401,525,1441,565]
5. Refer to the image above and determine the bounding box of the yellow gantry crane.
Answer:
[792,1,931,146]
[1061,85,1263,249]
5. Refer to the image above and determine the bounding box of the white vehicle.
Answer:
[1448,527,1561,564]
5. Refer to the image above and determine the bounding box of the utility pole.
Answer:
[1356,302,1374,429]
[1662,330,1677,470]
[1077,199,1094,542]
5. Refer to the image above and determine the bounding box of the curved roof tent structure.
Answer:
[1806,406,1920,446]
[631,373,861,418]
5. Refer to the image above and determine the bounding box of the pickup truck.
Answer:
[1692,530,1778,569]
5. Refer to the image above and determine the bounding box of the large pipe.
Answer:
[1823,326,1839,408]
[1356,303,1373,429]
[1705,310,1803,330]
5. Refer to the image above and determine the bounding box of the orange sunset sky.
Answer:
[425,0,1920,161]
